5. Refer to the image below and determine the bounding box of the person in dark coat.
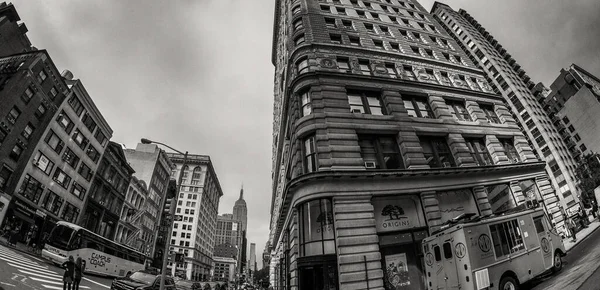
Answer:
[8,226,20,247]
[62,255,75,290]
[73,257,85,290]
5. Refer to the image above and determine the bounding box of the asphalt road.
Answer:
[525,225,600,290]
[0,244,113,290]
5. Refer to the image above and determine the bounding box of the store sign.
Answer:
[437,189,479,224]
[372,196,425,233]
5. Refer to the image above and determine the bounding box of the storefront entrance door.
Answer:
[380,230,427,290]
[298,256,338,290]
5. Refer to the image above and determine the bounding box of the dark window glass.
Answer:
[298,199,335,257]
[18,174,44,203]
[446,99,471,121]
[41,190,64,216]
[9,144,23,161]
[347,90,384,115]
[481,104,500,124]
[82,113,97,133]
[443,242,453,259]
[6,106,20,124]
[0,166,13,191]
[53,168,72,189]
[500,139,520,163]
[303,135,317,173]
[68,95,84,116]
[62,147,80,169]
[465,138,493,166]
[420,136,454,168]
[358,135,403,169]
[56,111,75,134]
[72,129,89,150]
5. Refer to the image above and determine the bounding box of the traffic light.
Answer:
[163,198,175,215]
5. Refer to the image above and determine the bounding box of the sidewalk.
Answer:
[563,219,600,252]
[0,236,42,257]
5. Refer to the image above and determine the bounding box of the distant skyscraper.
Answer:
[215,213,240,246]
[431,2,580,220]
[232,185,247,276]
[249,243,256,273]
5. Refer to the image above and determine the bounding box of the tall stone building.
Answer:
[120,175,153,254]
[0,2,33,57]
[249,242,256,273]
[539,64,600,161]
[430,2,579,221]
[123,143,173,260]
[232,186,248,277]
[215,213,240,246]
[269,0,558,289]
[168,153,223,281]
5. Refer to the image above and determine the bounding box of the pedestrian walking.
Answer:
[8,226,20,247]
[579,208,588,228]
[62,255,76,290]
[593,201,599,219]
[567,216,577,242]
[73,257,85,290]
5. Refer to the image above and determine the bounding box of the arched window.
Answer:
[181,165,189,183]
[191,167,202,185]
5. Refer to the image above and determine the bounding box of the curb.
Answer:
[565,223,600,253]
[0,239,43,259]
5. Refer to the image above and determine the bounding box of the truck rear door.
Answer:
[427,236,460,290]
[533,215,554,271]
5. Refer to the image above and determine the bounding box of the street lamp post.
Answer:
[141,138,188,290]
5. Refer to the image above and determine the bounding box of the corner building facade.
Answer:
[430,3,580,225]
[269,0,561,289]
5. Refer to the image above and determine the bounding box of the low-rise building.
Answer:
[213,256,236,283]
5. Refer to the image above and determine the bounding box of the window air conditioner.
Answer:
[351,109,362,113]
[442,162,452,168]
[513,158,520,163]
[364,162,377,169]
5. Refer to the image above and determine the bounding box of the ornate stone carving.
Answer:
[320,58,336,69]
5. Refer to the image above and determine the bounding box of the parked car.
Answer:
[174,278,201,290]
[110,270,177,290]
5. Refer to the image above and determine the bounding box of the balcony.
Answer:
[566,139,577,149]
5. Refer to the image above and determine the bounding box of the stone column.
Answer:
[429,95,453,120]
[421,191,442,232]
[486,135,510,165]
[447,133,476,167]
[466,100,486,123]
[473,186,493,217]
[334,196,384,290]
[513,135,537,162]
[510,181,526,205]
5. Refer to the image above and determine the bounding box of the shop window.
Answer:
[18,174,44,203]
[486,183,517,214]
[358,135,403,169]
[298,199,336,257]
[419,136,454,168]
[489,219,525,258]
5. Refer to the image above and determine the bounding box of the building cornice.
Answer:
[70,79,114,138]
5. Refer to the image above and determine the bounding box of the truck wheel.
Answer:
[499,276,519,290]
[553,252,563,272]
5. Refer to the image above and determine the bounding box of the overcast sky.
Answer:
[11,0,599,269]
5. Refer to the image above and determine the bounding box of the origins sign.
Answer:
[372,196,426,233]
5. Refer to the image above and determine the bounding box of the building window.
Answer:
[480,104,500,124]
[298,199,336,257]
[347,90,383,115]
[562,116,570,124]
[78,162,93,181]
[6,106,20,124]
[337,57,349,72]
[303,135,317,173]
[580,144,587,152]
[358,135,402,169]
[419,136,454,168]
[82,112,97,133]
[33,151,55,175]
[465,138,493,166]
[45,130,65,154]
[341,20,353,29]
[72,129,89,150]
[86,145,100,163]
[384,63,397,78]
[50,86,58,99]
[35,104,47,118]
[297,57,309,74]
[490,219,525,258]
[94,130,107,147]
[373,39,384,49]
[56,111,75,134]
[9,144,23,161]
[63,147,80,169]
[567,125,575,133]
[500,139,520,163]
[402,94,433,118]
[324,17,335,29]
[364,23,375,34]
[22,87,34,103]
[300,91,312,116]
[18,174,44,203]
[22,123,35,139]
[329,33,342,44]
[348,35,360,46]
[41,190,64,216]
[294,34,305,46]
[336,7,346,15]
[357,59,370,75]
[389,42,399,51]
[61,202,80,223]
[37,70,47,83]
[574,134,581,142]
[53,168,72,189]
[68,95,85,117]
[0,166,13,191]
[446,99,471,121]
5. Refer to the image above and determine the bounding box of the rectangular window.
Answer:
[373,39,384,49]
[45,130,65,154]
[18,174,44,203]
[53,168,72,189]
[364,23,375,34]
[446,99,471,121]
[349,35,361,46]
[337,57,349,71]
[341,20,353,29]
[33,151,55,175]
[22,87,34,103]
[324,17,335,29]
[329,33,342,44]
[86,145,100,163]
[303,135,317,173]
[9,144,23,161]
[336,7,346,15]
[356,10,366,18]
[56,111,75,134]
[480,104,500,124]
[63,147,80,169]
[358,59,370,75]
[300,91,312,116]
[61,202,80,223]
[94,130,108,147]
[489,219,525,258]
[41,190,64,216]
[68,95,85,116]
[358,135,402,169]
[73,129,89,150]
[347,90,383,115]
[296,57,309,74]
[78,162,93,181]
[37,70,47,83]
[35,104,47,118]
[384,63,397,78]
[420,136,454,168]
[50,86,59,98]
[0,166,13,191]
[402,94,433,118]
[21,123,35,139]
[465,138,493,166]
[298,199,336,257]
[82,112,97,133]
[500,139,520,163]
[6,106,20,124]
[389,42,399,51]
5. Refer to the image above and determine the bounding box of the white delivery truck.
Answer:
[422,207,565,290]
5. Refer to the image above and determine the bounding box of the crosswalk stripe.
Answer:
[8,262,57,274]
[18,269,62,281]
[41,284,90,290]
[30,277,62,285]
[0,252,36,264]
[0,245,44,262]
[83,277,110,289]
[0,248,33,259]
[0,251,37,264]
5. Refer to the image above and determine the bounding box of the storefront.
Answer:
[1,195,58,247]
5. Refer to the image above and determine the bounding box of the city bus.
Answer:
[41,221,146,277]
[422,207,565,290]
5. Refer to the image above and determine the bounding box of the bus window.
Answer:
[533,217,545,233]
[47,225,76,249]
[434,245,441,261]
[443,242,453,259]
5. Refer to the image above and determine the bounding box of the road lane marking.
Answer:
[0,249,34,260]
[0,282,15,287]
[7,262,57,274]
[83,277,110,289]
[0,254,38,265]
[30,277,62,285]
[18,269,62,281]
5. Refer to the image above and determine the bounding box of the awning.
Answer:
[13,209,35,224]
